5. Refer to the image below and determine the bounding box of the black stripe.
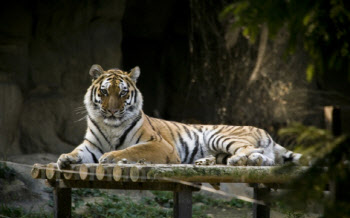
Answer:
[130,90,134,100]
[94,75,105,85]
[222,154,229,165]
[133,89,138,104]
[90,87,94,102]
[211,135,220,151]
[172,122,182,131]
[89,116,110,145]
[226,141,235,152]
[84,138,104,154]
[147,135,154,142]
[89,128,103,148]
[85,146,98,163]
[92,86,97,102]
[114,113,142,149]
[207,127,224,145]
[207,127,224,150]
[283,152,294,163]
[146,116,156,132]
[233,145,246,154]
[221,137,231,146]
[182,125,193,140]
[256,129,263,137]
[135,132,143,144]
[163,121,176,142]
[188,133,200,164]
[178,132,189,163]
[214,135,227,151]
[199,144,204,157]
[195,125,203,133]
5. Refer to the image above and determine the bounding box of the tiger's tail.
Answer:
[274,144,303,165]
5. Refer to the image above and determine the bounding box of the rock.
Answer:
[20,96,86,154]
[0,83,23,156]
[0,153,59,213]
[0,0,125,156]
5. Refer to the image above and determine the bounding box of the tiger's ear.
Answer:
[89,64,104,80]
[129,66,140,83]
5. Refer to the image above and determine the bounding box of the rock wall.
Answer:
[0,0,125,156]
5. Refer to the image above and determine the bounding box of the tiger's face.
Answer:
[85,64,143,126]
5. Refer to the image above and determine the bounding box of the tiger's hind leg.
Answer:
[246,153,274,166]
[226,146,274,166]
[226,146,262,166]
[226,151,274,166]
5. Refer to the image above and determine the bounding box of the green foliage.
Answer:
[192,193,250,209]
[278,122,346,162]
[221,0,350,83]
[70,189,252,218]
[72,189,103,210]
[0,162,16,181]
[81,194,171,218]
[0,204,52,218]
[277,123,350,216]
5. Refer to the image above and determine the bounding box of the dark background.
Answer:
[1,0,349,157]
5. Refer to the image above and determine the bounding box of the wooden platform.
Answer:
[32,163,307,218]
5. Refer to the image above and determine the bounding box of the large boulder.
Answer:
[0,0,125,156]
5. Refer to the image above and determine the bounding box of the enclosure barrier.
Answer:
[31,163,307,218]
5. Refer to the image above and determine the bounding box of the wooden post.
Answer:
[324,106,341,136]
[324,106,350,214]
[173,185,193,218]
[253,185,270,218]
[53,186,71,218]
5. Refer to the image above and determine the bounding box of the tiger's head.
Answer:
[84,64,143,126]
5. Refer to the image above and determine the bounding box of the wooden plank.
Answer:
[33,163,308,183]
[31,164,46,179]
[147,165,308,183]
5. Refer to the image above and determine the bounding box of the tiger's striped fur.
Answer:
[57,65,302,169]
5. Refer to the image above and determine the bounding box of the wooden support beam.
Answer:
[53,186,71,218]
[173,185,194,218]
[253,185,270,218]
[56,180,197,191]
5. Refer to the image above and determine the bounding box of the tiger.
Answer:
[57,64,302,170]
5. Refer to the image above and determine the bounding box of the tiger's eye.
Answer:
[101,89,108,95]
[120,90,128,96]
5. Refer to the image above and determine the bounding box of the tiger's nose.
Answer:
[108,109,118,114]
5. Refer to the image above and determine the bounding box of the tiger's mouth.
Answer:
[103,114,120,120]
[102,112,124,120]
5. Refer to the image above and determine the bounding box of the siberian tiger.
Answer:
[57,64,302,170]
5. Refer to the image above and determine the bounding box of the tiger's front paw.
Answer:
[57,153,81,170]
[99,151,126,164]
[195,155,216,165]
